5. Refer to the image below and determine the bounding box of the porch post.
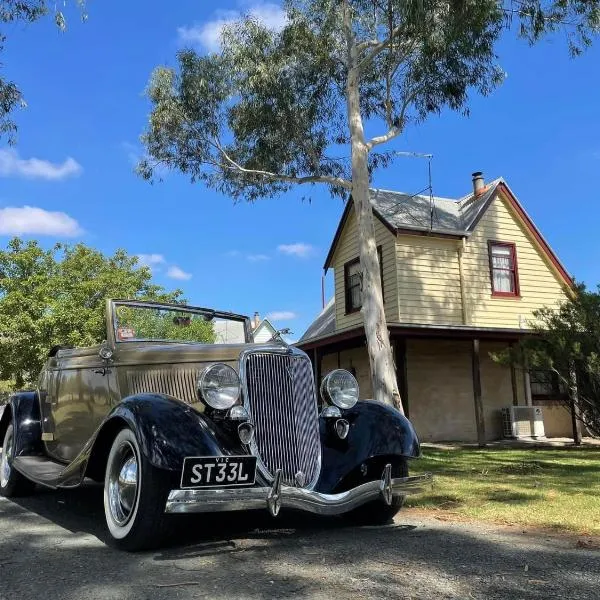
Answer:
[569,365,582,446]
[509,342,519,406]
[471,338,486,447]
[312,348,322,390]
[394,337,409,418]
[523,354,533,407]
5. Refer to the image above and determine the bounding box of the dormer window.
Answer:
[344,247,384,314]
[488,241,520,297]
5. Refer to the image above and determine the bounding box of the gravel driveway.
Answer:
[0,483,598,600]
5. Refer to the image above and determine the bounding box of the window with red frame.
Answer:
[488,241,519,296]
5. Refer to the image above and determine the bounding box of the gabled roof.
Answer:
[323,178,572,289]
[323,181,500,271]
[298,298,335,343]
[253,318,277,341]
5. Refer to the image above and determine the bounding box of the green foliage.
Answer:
[140,1,599,196]
[0,0,87,142]
[115,305,216,344]
[0,238,182,388]
[512,0,600,55]
[0,378,13,403]
[140,0,505,196]
[512,283,600,437]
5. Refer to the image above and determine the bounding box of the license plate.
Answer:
[180,456,257,489]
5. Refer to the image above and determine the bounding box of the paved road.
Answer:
[0,483,598,600]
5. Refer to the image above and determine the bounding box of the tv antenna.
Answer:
[392,151,435,230]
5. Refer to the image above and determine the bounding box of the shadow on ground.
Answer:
[1,482,599,600]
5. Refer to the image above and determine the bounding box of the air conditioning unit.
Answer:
[501,406,545,439]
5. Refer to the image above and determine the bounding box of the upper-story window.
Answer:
[344,247,383,314]
[488,241,520,297]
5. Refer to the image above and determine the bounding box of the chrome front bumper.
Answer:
[165,464,433,516]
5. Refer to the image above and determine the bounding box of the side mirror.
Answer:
[99,345,113,361]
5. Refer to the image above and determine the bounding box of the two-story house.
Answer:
[297,173,576,443]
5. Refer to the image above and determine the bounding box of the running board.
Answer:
[12,456,67,489]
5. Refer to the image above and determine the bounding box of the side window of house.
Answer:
[344,247,384,314]
[530,369,567,400]
[488,241,519,297]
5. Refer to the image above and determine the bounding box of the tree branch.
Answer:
[356,23,405,72]
[366,127,401,150]
[213,139,352,190]
[365,87,419,150]
[356,39,382,52]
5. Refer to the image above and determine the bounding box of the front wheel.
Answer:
[0,423,35,497]
[343,460,408,526]
[103,428,169,551]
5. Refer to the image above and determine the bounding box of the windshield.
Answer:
[112,302,247,344]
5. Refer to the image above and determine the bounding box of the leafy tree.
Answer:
[1,0,86,142]
[0,238,183,388]
[510,284,600,438]
[139,0,599,412]
[115,305,216,344]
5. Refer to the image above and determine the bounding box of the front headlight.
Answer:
[320,369,359,409]
[197,363,240,410]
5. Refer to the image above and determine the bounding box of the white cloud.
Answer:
[0,206,83,237]
[0,148,82,181]
[137,254,166,271]
[226,250,271,261]
[178,2,287,52]
[247,254,270,262]
[167,265,192,280]
[277,243,315,258]
[266,311,297,321]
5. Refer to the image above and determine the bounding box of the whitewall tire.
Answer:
[0,423,35,497]
[103,428,169,551]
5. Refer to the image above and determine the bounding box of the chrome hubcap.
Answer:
[107,442,138,526]
[1,429,13,488]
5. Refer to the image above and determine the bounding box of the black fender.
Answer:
[315,400,421,494]
[84,394,251,488]
[0,392,44,458]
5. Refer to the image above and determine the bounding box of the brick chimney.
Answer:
[252,312,261,330]
[472,171,485,197]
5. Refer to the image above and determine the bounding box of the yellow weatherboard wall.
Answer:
[395,235,463,325]
[330,209,399,330]
[462,190,569,329]
[329,187,569,332]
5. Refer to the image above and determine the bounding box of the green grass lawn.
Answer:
[406,446,600,536]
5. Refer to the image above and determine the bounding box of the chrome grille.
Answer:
[243,351,321,488]
[126,368,199,404]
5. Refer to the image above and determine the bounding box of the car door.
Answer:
[44,346,115,463]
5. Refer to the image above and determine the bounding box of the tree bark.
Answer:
[342,0,403,413]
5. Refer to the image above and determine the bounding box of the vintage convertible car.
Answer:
[0,299,431,550]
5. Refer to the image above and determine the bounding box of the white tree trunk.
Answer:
[343,1,403,413]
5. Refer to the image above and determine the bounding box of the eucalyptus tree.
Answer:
[139,0,599,412]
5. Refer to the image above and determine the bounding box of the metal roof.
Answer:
[370,178,502,236]
[298,298,335,343]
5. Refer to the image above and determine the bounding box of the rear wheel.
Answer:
[344,460,408,526]
[103,428,169,551]
[0,423,35,497]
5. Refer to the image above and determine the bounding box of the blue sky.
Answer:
[2,1,600,340]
